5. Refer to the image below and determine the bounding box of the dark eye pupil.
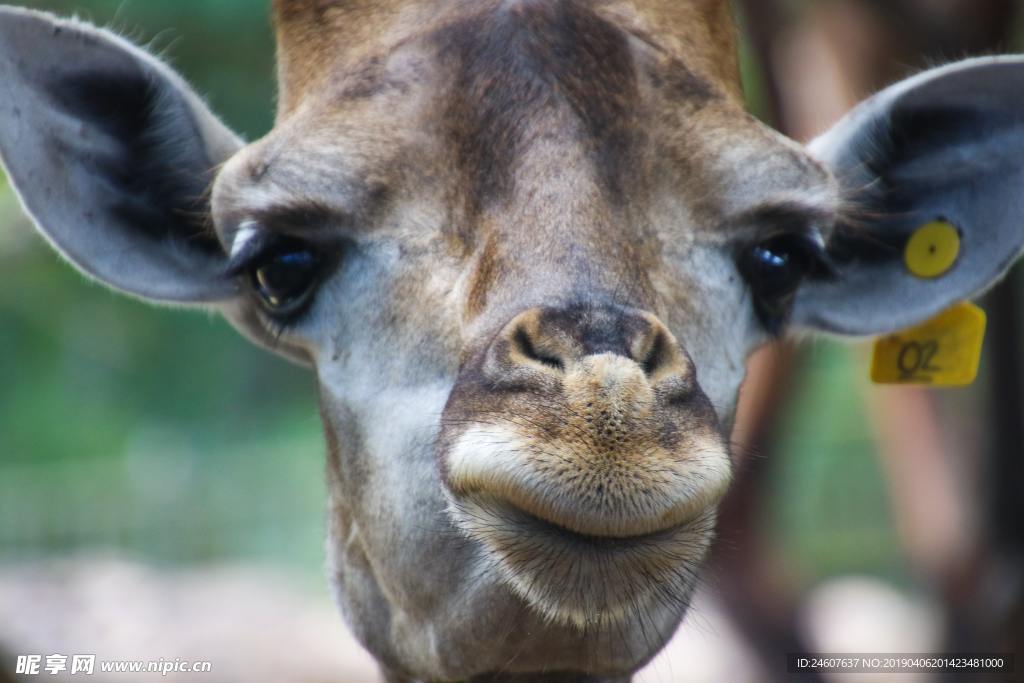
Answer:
[750,244,800,298]
[739,233,822,333]
[253,250,318,309]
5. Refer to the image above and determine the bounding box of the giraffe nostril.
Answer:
[494,305,693,386]
[640,328,671,378]
[512,324,565,372]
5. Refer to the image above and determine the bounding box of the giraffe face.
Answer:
[4,3,1024,680]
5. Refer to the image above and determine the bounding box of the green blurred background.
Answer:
[0,0,1006,592]
[0,0,330,577]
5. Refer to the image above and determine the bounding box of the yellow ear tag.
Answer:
[871,302,986,386]
[904,220,961,278]
[871,221,983,386]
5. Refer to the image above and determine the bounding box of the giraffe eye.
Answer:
[746,239,808,300]
[739,233,825,331]
[253,247,318,309]
[237,236,325,317]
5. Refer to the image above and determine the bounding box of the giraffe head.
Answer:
[2,2,1023,679]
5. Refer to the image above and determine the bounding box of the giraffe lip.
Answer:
[448,473,718,539]
[468,493,693,544]
[443,423,734,539]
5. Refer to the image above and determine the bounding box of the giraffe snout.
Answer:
[441,303,731,540]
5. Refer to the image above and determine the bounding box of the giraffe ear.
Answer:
[0,7,243,304]
[791,56,1024,336]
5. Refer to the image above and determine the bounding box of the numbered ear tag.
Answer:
[871,302,986,386]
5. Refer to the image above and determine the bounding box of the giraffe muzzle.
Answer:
[440,304,732,540]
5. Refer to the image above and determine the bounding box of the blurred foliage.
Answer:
[0,0,913,587]
[772,344,904,583]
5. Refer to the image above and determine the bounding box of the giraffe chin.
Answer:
[448,493,716,629]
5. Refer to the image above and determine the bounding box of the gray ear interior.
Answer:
[792,57,1024,336]
[0,7,243,303]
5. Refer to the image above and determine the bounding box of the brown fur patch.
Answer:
[648,57,720,103]
[436,1,643,215]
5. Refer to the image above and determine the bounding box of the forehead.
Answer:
[271,0,742,112]
[222,1,834,236]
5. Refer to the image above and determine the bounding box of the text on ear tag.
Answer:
[871,302,986,386]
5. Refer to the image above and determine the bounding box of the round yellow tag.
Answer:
[905,221,961,278]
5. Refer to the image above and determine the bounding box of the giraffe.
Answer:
[1,2,1023,681]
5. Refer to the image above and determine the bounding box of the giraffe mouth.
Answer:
[442,417,733,540]
[468,492,697,545]
[438,328,733,627]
